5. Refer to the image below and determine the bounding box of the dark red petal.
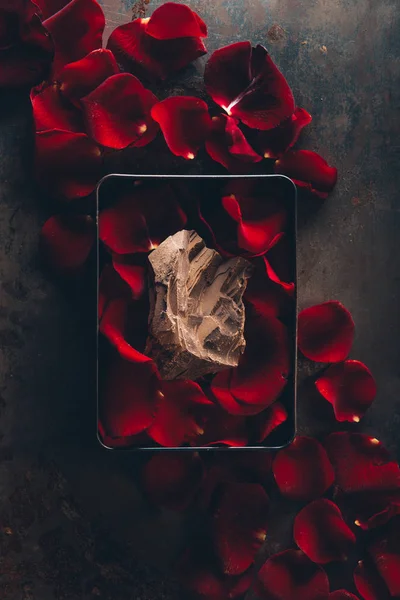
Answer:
[369,527,400,598]
[264,235,295,294]
[35,129,102,200]
[112,257,146,299]
[255,402,288,442]
[146,2,207,40]
[82,73,159,149]
[329,591,360,600]
[178,547,253,600]
[354,560,389,600]
[325,432,400,495]
[100,355,159,438]
[212,314,290,409]
[213,482,269,575]
[245,256,294,320]
[98,185,187,254]
[98,419,142,448]
[298,301,355,363]
[205,42,295,130]
[40,214,95,273]
[151,96,212,159]
[316,360,377,423]
[107,18,206,81]
[59,48,119,104]
[31,82,82,132]
[259,107,312,159]
[98,264,131,320]
[196,406,248,447]
[0,1,53,88]
[349,489,400,530]
[205,114,262,173]
[99,297,151,364]
[147,380,213,447]
[274,150,338,198]
[142,453,205,511]
[34,0,70,19]
[44,0,105,75]
[273,436,335,501]
[294,499,356,564]
[255,549,330,600]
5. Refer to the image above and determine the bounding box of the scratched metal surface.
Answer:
[0,0,399,598]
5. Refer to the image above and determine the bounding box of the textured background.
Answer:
[0,0,399,597]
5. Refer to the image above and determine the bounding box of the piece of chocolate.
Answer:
[145,230,252,380]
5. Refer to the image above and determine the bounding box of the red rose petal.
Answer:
[316,360,377,423]
[205,42,295,130]
[264,234,295,294]
[43,0,105,75]
[111,257,146,299]
[151,96,212,159]
[196,407,248,447]
[35,129,102,200]
[273,436,335,501]
[40,214,95,273]
[348,489,400,530]
[255,549,330,600]
[147,380,213,447]
[59,48,119,104]
[354,560,389,600]
[146,2,207,40]
[0,0,54,88]
[274,150,338,198]
[212,481,269,575]
[294,499,356,564]
[34,0,69,19]
[107,18,206,81]
[212,314,290,410]
[98,419,142,448]
[325,432,400,495]
[99,184,187,254]
[255,402,288,442]
[99,297,151,364]
[329,591,360,600]
[142,453,205,511]
[82,73,159,149]
[100,354,159,438]
[31,82,82,132]
[98,263,130,320]
[368,526,400,598]
[245,256,294,320]
[205,114,262,173]
[260,107,312,159]
[178,546,253,600]
[298,301,355,363]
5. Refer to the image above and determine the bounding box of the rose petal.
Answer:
[34,0,69,19]
[99,354,159,438]
[354,560,389,600]
[212,313,290,410]
[205,114,262,173]
[142,453,205,511]
[111,256,146,299]
[146,2,207,40]
[196,407,248,447]
[368,525,400,597]
[325,432,400,495]
[316,360,377,423]
[35,129,102,200]
[59,48,119,104]
[255,549,330,600]
[260,107,312,159]
[178,546,253,600]
[294,499,356,564]
[98,263,131,320]
[273,436,335,501]
[274,150,337,198]
[205,42,295,130]
[107,18,206,81]
[40,214,95,273]
[298,301,355,363]
[43,0,105,75]
[329,591,360,600]
[82,73,159,149]
[151,96,212,159]
[255,402,288,442]
[0,0,53,88]
[99,297,151,364]
[346,489,400,530]
[264,234,295,294]
[99,184,187,254]
[31,82,83,132]
[245,256,294,320]
[147,380,213,447]
[212,481,269,575]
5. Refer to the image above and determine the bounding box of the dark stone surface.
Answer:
[0,0,399,598]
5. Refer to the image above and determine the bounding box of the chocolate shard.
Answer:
[145,230,253,380]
